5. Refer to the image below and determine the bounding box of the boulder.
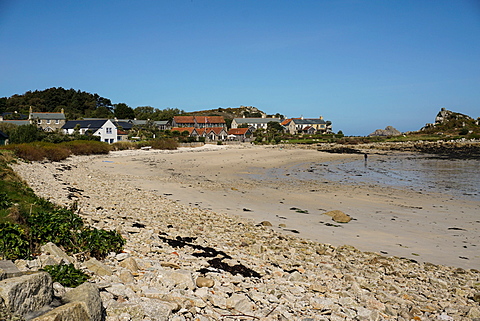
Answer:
[32,302,89,321]
[40,242,75,264]
[0,272,52,317]
[323,210,352,223]
[64,282,103,321]
[368,126,402,137]
[83,258,113,276]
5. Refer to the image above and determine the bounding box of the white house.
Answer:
[62,119,118,143]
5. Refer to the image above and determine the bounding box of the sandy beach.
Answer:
[87,144,479,270]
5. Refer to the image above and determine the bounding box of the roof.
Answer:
[171,127,196,134]
[0,130,8,139]
[205,127,227,135]
[228,128,250,135]
[30,112,66,120]
[234,118,281,124]
[291,118,326,125]
[281,119,292,126]
[62,119,111,130]
[173,116,196,124]
[0,120,31,126]
[195,116,225,124]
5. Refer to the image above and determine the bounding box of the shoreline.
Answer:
[10,144,480,320]
[16,144,479,269]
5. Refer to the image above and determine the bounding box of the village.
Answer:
[0,107,333,145]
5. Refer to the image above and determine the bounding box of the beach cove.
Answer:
[11,144,480,320]
[85,144,479,270]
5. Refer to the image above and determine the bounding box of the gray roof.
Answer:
[291,118,326,125]
[0,120,31,126]
[30,112,66,120]
[62,119,110,130]
[234,118,281,124]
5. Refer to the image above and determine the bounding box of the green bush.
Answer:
[0,193,12,209]
[0,223,30,259]
[151,138,178,150]
[42,263,89,287]
[61,140,111,155]
[27,208,84,252]
[79,228,126,260]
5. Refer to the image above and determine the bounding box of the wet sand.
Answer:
[89,144,480,269]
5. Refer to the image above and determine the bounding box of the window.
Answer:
[106,128,112,134]
[37,119,41,124]
[46,119,51,124]
[55,119,59,124]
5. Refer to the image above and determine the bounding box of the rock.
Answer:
[115,253,131,261]
[83,258,113,276]
[473,292,480,303]
[324,210,352,223]
[161,262,181,269]
[0,272,52,317]
[119,257,139,272]
[0,260,22,279]
[40,242,75,264]
[32,302,90,321]
[195,277,214,288]
[260,221,273,226]
[368,126,402,137]
[64,282,103,321]
[467,306,480,319]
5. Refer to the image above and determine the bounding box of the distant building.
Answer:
[285,116,331,134]
[231,117,282,130]
[62,119,117,143]
[172,116,226,129]
[28,107,66,131]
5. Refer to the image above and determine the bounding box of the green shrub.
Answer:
[0,193,12,209]
[12,144,46,161]
[111,141,139,151]
[151,138,178,150]
[27,208,84,252]
[42,263,89,287]
[79,228,126,260]
[61,140,111,155]
[0,223,30,259]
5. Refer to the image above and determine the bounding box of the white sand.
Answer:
[88,144,480,269]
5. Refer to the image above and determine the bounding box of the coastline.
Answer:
[16,144,480,269]
[10,144,480,320]
[95,144,480,269]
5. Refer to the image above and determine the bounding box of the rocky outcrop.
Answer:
[323,210,352,223]
[368,125,401,137]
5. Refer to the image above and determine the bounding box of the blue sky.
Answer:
[1,0,479,135]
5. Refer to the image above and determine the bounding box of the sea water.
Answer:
[312,154,480,201]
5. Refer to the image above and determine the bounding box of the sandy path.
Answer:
[88,144,480,269]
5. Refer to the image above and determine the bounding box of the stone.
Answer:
[260,221,273,226]
[195,277,214,288]
[473,292,480,303]
[40,242,75,264]
[323,210,352,223]
[83,258,113,276]
[64,282,103,321]
[161,262,181,269]
[116,252,131,261]
[119,257,139,272]
[0,260,22,279]
[32,301,89,321]
[467,307,480,319]
[0,272,52,317]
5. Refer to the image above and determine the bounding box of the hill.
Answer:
[419,108,480,137]
[185,105,283,120]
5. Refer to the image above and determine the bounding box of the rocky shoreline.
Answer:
[10,151,480,320]
[316,140,480,159]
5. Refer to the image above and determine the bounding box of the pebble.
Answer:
[11,153,480,321]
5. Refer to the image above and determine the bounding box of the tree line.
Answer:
[0,87,185,121]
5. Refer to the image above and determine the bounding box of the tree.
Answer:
[114,103,135,119]
[9,124,41,144]
[134,106,155,120]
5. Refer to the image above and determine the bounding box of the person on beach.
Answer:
[364,153,368,162]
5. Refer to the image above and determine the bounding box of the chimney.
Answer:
[320,116,323,120]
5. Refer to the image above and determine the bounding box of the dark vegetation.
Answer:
[0,151,126,286]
